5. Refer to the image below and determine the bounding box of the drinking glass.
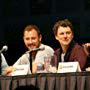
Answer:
[44,55,52,72]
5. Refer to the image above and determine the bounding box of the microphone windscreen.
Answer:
[2,45,8,51]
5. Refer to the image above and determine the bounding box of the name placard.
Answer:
[57,62,81,73]
[11,64,30,76]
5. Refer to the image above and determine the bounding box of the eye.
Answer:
[25,38,30,40]
[31,37,36,40]
[59,32,64,35]
[66,31,71,34]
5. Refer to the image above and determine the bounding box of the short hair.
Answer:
[23,25,41,36]
[53,19,73,36]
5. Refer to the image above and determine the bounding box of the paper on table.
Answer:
[11,64,30,76]
[57,62,81,73]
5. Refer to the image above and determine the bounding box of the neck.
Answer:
[31,51,37,57]
[61,45,69,53]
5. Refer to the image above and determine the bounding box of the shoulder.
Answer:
[73,43,84,51]
[54,48,60,55]
[18,52,29,59]
[39,44,54,56]
[71,43,86,55]
[13,52,29,66]
[41,44,54,52]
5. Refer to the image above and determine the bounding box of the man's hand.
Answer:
[83,43,90,56]
[86,67,90,71]
[5,66,14,76]
[32,62,37,74]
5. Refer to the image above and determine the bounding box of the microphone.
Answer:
[27,47,45,53]
[0,45,8,53]
[30,47,45,52]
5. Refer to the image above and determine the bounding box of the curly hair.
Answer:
[53,19,73,36]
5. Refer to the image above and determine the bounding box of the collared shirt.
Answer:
[13,44,54,73]
[61,53,65,62]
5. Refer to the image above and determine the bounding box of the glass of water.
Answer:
[44,55,52,72]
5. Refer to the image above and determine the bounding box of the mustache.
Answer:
[27,43,36,47]
[27,44,37,49]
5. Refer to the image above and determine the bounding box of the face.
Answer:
[23,29,42,50]
[55,26,74,47]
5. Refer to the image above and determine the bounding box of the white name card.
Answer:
[11,64,30,76]
[57,62,81,73]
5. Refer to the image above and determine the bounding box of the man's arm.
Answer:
[83,43,90,56]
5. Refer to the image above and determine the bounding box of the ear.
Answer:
[55,36,58,40]
[39,34,42,41]
[72,32,74,39]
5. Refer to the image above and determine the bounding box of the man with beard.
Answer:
[5,25,55,75]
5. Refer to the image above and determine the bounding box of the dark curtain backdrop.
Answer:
[0,0,90,65]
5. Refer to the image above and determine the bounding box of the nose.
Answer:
[29,39,33,44]
[63,33,68,40]
[64,33,67,37]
